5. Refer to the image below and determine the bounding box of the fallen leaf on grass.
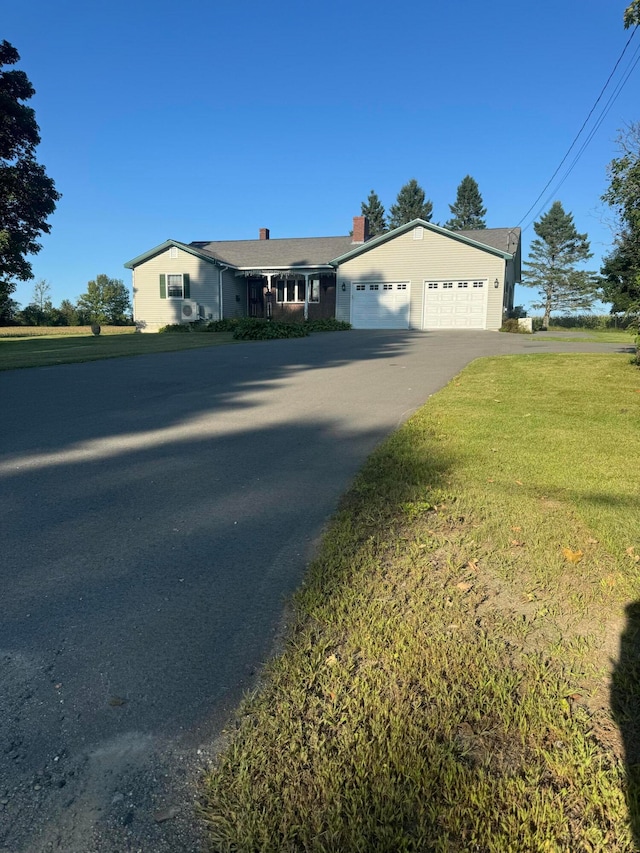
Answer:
[587,538,598,544]
[487,478,494,483]
[562,547,583,564]
[514,480,523,486]
[626,546,636,557]
[510,540,524,547]
[467,559,479,571]
[456,581,473,592]
[325,654,338,667]
[511,526,522,532]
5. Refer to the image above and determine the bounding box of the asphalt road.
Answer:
[0,330,632,852]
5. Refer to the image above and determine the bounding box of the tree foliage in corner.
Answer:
[77,275,132,325]
[522,201,596,327]
[0,41,60,314]
[624,1,640,27]
[360,190,387,236]
[388,179,433,229]
[445,175,487,230]
[601,122,640,315]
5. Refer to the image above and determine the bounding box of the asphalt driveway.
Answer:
[0,330,632,851]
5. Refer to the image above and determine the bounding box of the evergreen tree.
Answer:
[77,275,132,325]
[445,175,487,230]
[360,190,387,236]
[0,41,60,309]
[522,201,596,328]
[388,179,433,229]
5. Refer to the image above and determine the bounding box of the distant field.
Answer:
[0,325,137,338]
[0,329,236,370]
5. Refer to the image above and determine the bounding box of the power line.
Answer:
[517,27,638,230]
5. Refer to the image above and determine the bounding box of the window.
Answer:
[457,281,469,289]
[472,280,484,288]
[383,284,393,290]
[167,274,184,298]
[276,278,306,303]
[309,279,320,303]
[369,284,379,291]
[397,283,407,290]
[443,282,453,289]
[427,282,438,290]
[355,284,366,291]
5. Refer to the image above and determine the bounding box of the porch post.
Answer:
[303,273,309,321]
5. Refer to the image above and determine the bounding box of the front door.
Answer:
[248,279,264,317]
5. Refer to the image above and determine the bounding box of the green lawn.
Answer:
[541,328,637,345]
[0,329,236,370]
[202,353,640,852]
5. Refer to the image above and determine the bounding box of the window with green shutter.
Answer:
[159,274,166,299]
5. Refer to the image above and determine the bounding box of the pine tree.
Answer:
[522,201,596,327]
[388,179,433,229]
[360,190,387,236]
[445,175,487,230]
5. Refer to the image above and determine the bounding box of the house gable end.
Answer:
[329,220,518,267]
[124,240,228,270]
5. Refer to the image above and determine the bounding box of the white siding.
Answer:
[222,268,246,319]
[133,247,219,331]
[335,279,351,322]
[337,229,508,330]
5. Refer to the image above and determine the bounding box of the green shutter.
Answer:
[183,273,190,299]
[159,274,166,299]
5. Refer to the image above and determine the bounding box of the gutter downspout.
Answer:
[218,265,228,321]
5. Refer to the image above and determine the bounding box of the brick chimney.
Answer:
[352,216,369,244]
[259,228,270,240]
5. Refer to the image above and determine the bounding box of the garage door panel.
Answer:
[422,279,487,329]
[351,282,410,329]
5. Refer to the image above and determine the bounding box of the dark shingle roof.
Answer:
[190,236,355,268]
[456,228,521,255]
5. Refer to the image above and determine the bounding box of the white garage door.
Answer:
[351,281,410,329]
[422,280,487,329]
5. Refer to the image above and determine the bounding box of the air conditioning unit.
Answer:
[181,300,199,320]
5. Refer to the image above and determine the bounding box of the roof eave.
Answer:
[124,239,228,269]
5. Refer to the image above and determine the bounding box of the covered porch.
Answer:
[239,269,337,321]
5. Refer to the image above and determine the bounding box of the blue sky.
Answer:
[4,0,639,313]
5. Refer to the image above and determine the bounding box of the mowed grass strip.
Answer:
[541,329,637,345]
[0,329,236,370]
[202,353,640,852]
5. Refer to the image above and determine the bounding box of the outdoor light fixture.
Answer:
[494,278,499,288]
[341,283,346,291]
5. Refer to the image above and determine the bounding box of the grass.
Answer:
[541,328,637,345]
[0,325,137,337]
[202,353,640,852]
[0,328,236,370]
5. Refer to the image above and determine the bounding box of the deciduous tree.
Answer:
[601,123,640,315]
[360,190,387,236]
[624,1,640,27]
[522,201,596,327]
[77,275,132,325]
[445,175,487,230]
[0,41,60,308]
[388,179,433,229]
